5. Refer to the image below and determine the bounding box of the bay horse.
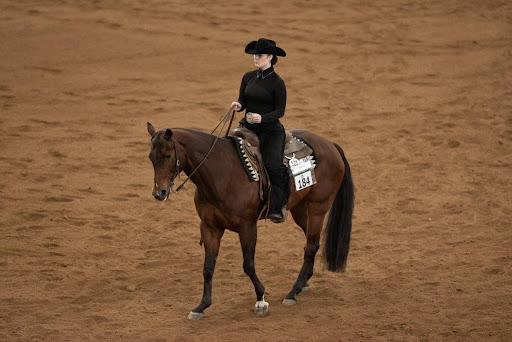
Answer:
[146,122,354,320]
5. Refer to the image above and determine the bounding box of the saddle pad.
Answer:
[228,136,260,182]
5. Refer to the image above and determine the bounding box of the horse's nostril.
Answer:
[161,189,167,196]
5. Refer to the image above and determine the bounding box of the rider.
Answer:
[231,38,290,223]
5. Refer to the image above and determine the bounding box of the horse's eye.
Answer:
[164,155,172,159]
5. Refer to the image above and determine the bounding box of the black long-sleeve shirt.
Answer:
[237,66,286,132]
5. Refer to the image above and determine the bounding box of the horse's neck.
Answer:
[175,129,224,194]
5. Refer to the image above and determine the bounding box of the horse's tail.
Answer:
[323,143,355,272]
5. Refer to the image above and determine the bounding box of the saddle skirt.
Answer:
[229,127,314,183]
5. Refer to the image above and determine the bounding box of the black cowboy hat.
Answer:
[245,38,286,57]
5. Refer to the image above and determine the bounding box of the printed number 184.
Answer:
[295,171,313,190]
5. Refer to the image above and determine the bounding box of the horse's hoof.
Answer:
[187,311,203,320]
[301,285,310,293]
[282,298,297,306]
[254,299,269,316]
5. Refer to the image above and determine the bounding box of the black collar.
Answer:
[257,66,275,79]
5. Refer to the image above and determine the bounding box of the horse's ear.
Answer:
[164,128,173,140]
[147,122,156,136]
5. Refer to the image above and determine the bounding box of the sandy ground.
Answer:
[1,0,511,341]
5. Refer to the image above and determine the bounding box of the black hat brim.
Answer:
[244,41,286,57]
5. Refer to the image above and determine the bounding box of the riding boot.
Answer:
[267,166,290,223]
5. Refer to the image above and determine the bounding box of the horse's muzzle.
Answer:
[153,188,169,201]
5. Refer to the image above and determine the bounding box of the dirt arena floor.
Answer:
[1,0,511,341]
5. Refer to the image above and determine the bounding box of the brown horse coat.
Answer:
[147,124,354,319]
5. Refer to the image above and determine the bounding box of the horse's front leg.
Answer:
[188,221,224,320]
[239,224,268,316]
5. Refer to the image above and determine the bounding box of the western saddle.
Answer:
[229,127,313,182]
[228,127,314,219]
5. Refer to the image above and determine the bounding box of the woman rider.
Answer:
[231,38,290,223]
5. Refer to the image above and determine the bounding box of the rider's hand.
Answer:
[251,113,262,123]
[231,101,242,111]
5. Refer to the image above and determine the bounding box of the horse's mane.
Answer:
[178,128,232,143]
[179,128,215,138]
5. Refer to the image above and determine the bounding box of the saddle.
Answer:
[228,127,314,208]
[231,127,313,165]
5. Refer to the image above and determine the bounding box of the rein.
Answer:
[173,106,236,193]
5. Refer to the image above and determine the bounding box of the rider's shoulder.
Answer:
[273,73,285,87]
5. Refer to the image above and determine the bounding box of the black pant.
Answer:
[249,123,290,213]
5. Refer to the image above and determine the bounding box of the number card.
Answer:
[294,170,316,191]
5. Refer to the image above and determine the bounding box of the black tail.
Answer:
[323,143,355,272]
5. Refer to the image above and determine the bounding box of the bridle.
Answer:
[167,140,181,194]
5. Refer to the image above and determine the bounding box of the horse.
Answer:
[146,121,354,320]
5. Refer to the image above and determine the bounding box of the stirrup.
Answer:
[267,208,287,223]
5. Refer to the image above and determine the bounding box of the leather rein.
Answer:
[170,106,236,193]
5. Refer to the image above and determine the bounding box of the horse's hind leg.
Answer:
[283,203,326,305]
[188,221,224,320]
[238,223,268,316]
